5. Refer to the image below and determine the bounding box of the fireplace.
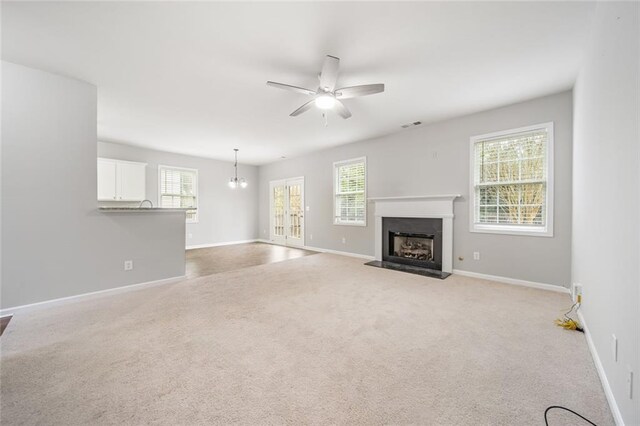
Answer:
[382,217,443,272]
[367,194,460,278]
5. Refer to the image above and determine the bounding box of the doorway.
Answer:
[269,177,305,247]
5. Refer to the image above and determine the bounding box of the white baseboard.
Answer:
[578,310,625,425]
[452,269,570,294]
[0,275,186,316]
[303,245,375,260]
[186,239,258,250]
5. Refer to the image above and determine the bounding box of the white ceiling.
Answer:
[2,1,594,165]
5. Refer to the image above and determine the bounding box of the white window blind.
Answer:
[159,166,198,223]
[471,122,553,236]
[334,157,366,226]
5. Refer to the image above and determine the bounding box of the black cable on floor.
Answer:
[544,405,597,425]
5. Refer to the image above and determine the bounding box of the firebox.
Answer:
[382,217,443,271]
[391,232,434,261]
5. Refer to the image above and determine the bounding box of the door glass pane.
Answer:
[288,184,302,239]
[274,186,285,236]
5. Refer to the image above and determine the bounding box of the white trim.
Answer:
[158,164,199,224]
[452,269,570,293]
[578,310,625,426]
[368,194,461,202]
[0,275,186,316]
[333,156,367,227]
[303,245,375,260]
[186,239,258,250]
[469,122,554,237]
[98,157,147,166]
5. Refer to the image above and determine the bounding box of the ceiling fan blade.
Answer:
[267,81,316,96]
[319,55,340,92]
[290,99,316,117]
[335,84,385,99]
[333,100,352,119]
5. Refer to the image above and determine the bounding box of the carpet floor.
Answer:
[0,254,612,425]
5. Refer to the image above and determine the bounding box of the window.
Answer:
[470,122,553,236]
[334,157,367,226]
[158,165,198,223]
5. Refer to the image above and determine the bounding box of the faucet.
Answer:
[138,199,153,208]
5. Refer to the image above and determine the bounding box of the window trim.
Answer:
[469,122,554,237]
[158,164,199,224]
[333,156,367,227]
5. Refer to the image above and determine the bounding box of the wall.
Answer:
[259,91,573,288]
[572,2,639,424]
[97,142,259,248]
[1,62,186,309]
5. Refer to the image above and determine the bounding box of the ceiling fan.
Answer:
[266,55,384,119]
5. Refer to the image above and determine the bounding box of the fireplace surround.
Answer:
[366,194,460,278]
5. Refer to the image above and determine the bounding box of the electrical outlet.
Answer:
[188,233,193,239]
[124,260,133,271]
[473,251,480,261]
[573,283,583,302]
[628,367,634,399]
[263,229,267,235]
[309,234,313,240]
[342,237,346,244]
[432,151,438,159]
[306,205,310,212]
[612,334,618,362]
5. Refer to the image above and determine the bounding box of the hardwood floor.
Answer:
[0,316,12,336]
[185,242,316,278]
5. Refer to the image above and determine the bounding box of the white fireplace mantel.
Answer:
[369,194,461,273]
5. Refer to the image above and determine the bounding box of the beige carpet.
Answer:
[1,254,612,425]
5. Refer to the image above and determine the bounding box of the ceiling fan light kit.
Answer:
[315,94,336,110]
[267,55,384,121]
[228,148,247,189]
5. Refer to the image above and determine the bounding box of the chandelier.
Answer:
[228,148,247,189]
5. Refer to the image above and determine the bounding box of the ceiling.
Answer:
[1,2,594,165]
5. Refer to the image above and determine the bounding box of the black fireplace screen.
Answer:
[383,217,443,270]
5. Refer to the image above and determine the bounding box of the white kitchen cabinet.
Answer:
[97,159,117,200]
[97,158,147,201]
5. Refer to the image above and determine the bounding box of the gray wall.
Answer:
[259,91,573,288]
[572,2,639,424]
[1,62,186,309]
[97,142,259,248]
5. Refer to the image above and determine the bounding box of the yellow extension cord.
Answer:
[555,294,583,332]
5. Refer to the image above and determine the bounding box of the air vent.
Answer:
[401,121,422,129]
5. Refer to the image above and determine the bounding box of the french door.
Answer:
[269,177,304,247]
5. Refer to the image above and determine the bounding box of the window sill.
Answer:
[470,224,552,237]
[334,221,367,227]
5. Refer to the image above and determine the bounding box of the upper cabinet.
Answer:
[97,158,147,201]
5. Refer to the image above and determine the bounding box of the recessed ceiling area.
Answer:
[1,1,594,165]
